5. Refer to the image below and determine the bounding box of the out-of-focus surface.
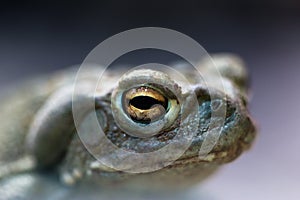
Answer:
[0,1,299,200]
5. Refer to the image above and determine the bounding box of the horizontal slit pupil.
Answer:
[130,96,166,110]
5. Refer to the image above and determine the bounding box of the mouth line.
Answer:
[167,149,230,169]
[164,155,206,169]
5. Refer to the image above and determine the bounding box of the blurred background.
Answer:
[0,1,299,199]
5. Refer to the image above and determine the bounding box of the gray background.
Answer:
[0,1,299,199]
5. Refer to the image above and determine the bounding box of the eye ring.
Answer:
[111,69,182,138]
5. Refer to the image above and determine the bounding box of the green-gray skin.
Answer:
[0,54,256,190]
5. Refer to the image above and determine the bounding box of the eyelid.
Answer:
[125,87,166,103]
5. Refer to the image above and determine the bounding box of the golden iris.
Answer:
[123,86,168,124]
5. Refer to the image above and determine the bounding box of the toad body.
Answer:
[0,54,256,190]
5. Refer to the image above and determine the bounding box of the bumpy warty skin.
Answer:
[0,54,256,190]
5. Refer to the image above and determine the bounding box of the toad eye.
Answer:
[123,86,168,124]
[111,69,182,138]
